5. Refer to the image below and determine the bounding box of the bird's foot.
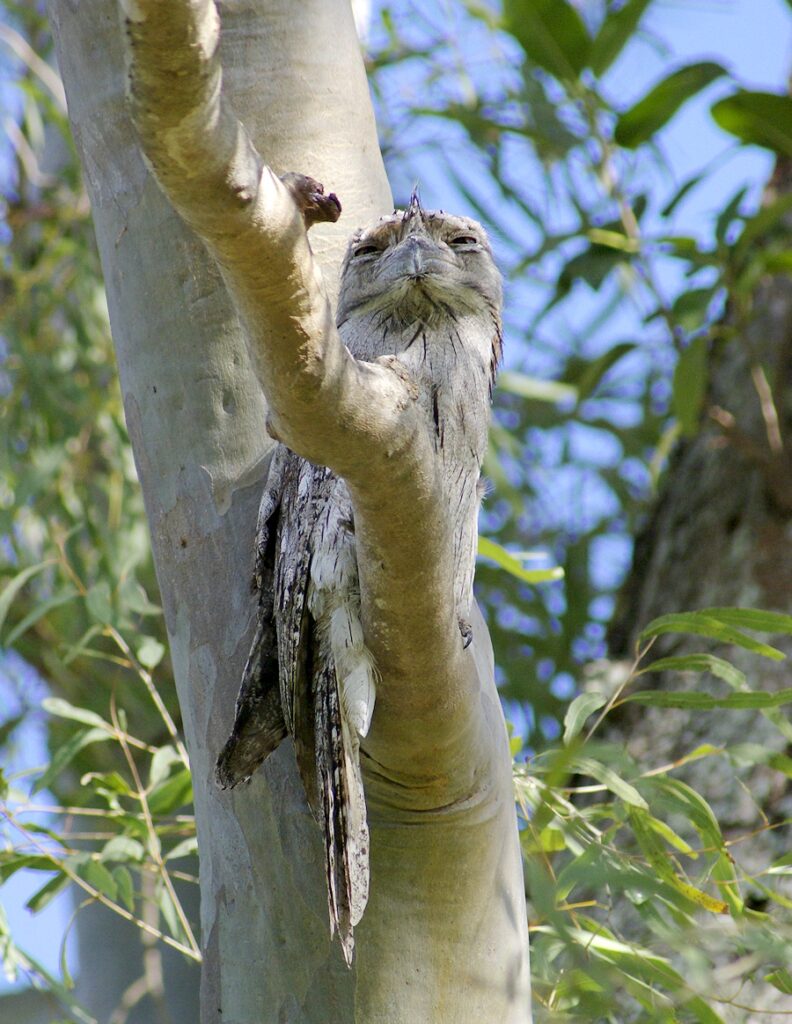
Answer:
[280,172,342,230]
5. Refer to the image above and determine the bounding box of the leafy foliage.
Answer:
[518,608,792,1022]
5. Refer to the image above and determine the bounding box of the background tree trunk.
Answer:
[608,162,792,1022]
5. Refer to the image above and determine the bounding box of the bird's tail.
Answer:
[314,658,370,966]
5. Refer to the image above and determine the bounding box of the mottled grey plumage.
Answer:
[216,190,503,964]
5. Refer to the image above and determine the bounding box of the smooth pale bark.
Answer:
[49,1,531,1020]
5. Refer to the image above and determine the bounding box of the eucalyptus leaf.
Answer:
[672,336,708,436]
[615,63,727,148]
[503,0,591,81]
[712,90,792,158]
[589,0,651,76]
[563,692,607,744]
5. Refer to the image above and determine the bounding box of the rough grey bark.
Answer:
[608,163,792,1021]
[48,1,532,1021]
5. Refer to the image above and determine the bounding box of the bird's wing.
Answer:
[215,446,287,788]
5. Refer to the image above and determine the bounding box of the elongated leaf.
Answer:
[672,336,708,436]
[0,561,55,639]
[624,688,792,710]
[573,342,637,404]
[71,857,118,901]
[25,872,70,913]
[165,836,199,862]
[712,90,792,158]
[570,755,647,808]
[700,606,792,635]
[639,612,786,660]
[638,653,746,689]
[498,370,578,404]
[563,692,607,744]
[478,536,564,584]
[114,866,135,912]
[32,726,111,795]
[148,768,193,816]
[615,62,727,148]
[100,836,145,864]
[503,0,591,81]
[651,777,726,853]
[629,809,728,914]
[42,697,112,730]
[766,968,792,995]
[3,587,79,647]
[661,171,706,217]
[590,0,652,76]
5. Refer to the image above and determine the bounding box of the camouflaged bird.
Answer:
[216,186,503,965]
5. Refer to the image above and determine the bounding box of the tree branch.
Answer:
[123,0,474,746]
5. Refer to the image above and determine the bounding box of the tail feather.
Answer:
[315,659,369,965]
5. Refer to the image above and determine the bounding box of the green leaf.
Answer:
[42,697,112,730]
[114,866,135,912]
[165,836,198,862]
[700,606,792,635]
[149,745,183,789]
[118,576,161,616]
[25,873,70,913]
[85,580,114,624]
[639,611,786,660]
[497,370,578,404]
[558,243,626,292]
[3,587,79,647]
[624,688,792,710]
[566,342,638,405]
[590,0,652,76]
[711,853,744,916]
[661,172,706,218]
[629,808,728,914]
[672,287,717,333]
[100,836,145,863]
[155,880,189,945]
[503,0,591,81]
[72,857,118,901]
[137,636,165,669]
[32,726,111,795]
[651,777,726,853]
[715,185,748,246]
[638,653,746,689]
[712,90,792,158]
[736,193,792,254]
[148,768,193,816]
[570,755,648,808]
[615,62,727,148]
[0,561,54,639]
[766,968,792,995]
[672,336,708,436]
[478,536,564,584]
[563,692,607,744]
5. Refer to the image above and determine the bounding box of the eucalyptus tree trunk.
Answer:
[47,2,531,1021]
[608,164,792,1022]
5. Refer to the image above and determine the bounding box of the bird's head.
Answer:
[336,192,502,330]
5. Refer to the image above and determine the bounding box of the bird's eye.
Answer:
[449,235,479,247]
[354,244,380,257]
